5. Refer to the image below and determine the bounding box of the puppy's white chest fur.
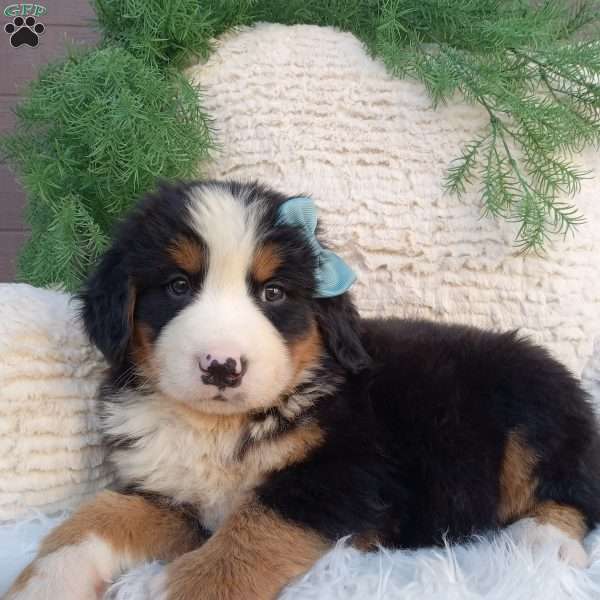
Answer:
[103,395,269,532]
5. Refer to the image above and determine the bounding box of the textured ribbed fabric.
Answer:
[0,284,113,520]
[188,23,600,373]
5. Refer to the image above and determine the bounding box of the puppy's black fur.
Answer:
[260,319,600,547]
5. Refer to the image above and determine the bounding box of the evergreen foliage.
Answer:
[2,47,211,289]
[2,1,600,289]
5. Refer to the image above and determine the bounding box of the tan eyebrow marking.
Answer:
[252,242,283,283]
[169,236,204,273]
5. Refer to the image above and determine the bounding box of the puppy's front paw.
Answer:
[6,536,117,600]
[150,554,222,600]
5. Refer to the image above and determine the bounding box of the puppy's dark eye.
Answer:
[168,277,191,297]
[261,283,285,303]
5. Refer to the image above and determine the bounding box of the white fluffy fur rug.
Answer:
[108,528,600,600]
[3,513,600,598]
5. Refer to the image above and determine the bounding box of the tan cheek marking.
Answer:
[534,501,587,541]
[252,242,283,283]
[39,491,201,562]
[169,236,204,273]
[167,501,329,600]
[127,279,137,329]
[288,320,323,379]
[498,430,538,523]
[130,322,159,379]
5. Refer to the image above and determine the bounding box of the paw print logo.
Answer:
[4,16,45,48]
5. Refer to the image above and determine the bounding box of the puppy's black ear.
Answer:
[314,293,370,374]
[79,248,135,367]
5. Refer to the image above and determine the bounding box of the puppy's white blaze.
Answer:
[153,185,293,412]
[188,184,263,293]
[8,535,131,600]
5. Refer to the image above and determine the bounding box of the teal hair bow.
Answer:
[277,196,356,298]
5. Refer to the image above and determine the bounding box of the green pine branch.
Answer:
[375,2,600,251]
[3,0,600,290]
[80,0,600,253]
[1,46,213,289]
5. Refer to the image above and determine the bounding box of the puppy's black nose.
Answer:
[199,354,246,390]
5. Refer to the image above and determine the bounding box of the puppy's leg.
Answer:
[498,430,591,567]
[150,499,330,600]
[5,491,204,600]
[508,501,589,568]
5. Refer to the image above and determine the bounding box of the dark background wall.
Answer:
[0,1,98,281]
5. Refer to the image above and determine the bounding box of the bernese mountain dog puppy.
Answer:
[7,180,600,600]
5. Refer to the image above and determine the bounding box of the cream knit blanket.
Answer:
[0,284,111,520]
[188,23,600,374]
